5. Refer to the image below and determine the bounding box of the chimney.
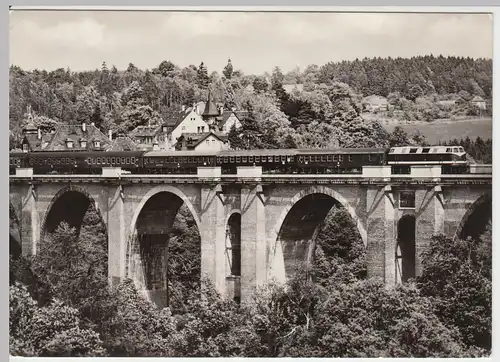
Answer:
[82,122,86,132]
[108,130,113,141]
[181,105,186,112]
[219,105,224,115]
[37,128,42,140]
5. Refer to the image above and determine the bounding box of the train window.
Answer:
[333,155,338,161]
[230,157,235,163]
[446,148,452,152]
[125,157,130,164]
[29,158,33,165]
[236,156,241,163]
[389,148,395,153]
[298,156,304,162]
[187,157,192,163]
[339,155,344,162]
[217,157,222,164]
[270,156,276,162]
[17,159,21,165]
[453,147,459,153]
[111,157,116,164]
[399,191,416,209]
[97,158,101,164]
[121,157,126,164]
[255,156,260,162]
[131,157,136,164]
[242,156,247,163]
[348,155,353,162]
[314,155,319,162]
[409,148,418,154]
[459,147,464,152]
[320,156,326,162]
[43,159,48,164]
[290,156,295,162]
[422,148,430,153]
[224,157,229,163]
[368,154,373,162]
[249,156,253,162]
[327,155,332,162]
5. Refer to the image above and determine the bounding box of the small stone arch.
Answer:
[268,185,366,282]
[40,185,106,242]
[454,192,492,241]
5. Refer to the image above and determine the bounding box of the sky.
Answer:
[9,11,493,75]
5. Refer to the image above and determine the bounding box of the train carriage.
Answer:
[296,148,387,174]
[9,152,27,175]
[142,150,218,174]
[387,146,468,174]
[217,149,297,174]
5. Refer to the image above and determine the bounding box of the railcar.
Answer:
[387,146,468,174]
[24,151,146,175]
[142,150,218,174]
[217,149,297,174]
[9,152,26,175]
[295,148,387,174]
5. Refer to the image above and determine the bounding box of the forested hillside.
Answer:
[9,55,492,150]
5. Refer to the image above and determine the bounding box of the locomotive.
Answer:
[10,145,471,176]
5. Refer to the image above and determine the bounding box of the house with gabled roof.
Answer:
[108,134,141,151]
[175,131,229,151]
[362,95,388,112]
[471,95,487,110]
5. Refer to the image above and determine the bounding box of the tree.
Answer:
[407,84,424,101]
[156,60,176,78]
[252,76,269,94]
[222,58,234,80]
[197,62,209,89]
[417,229,492,353]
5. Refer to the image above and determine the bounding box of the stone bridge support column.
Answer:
[414,187,444,277]
[366,186,396,285]
[20,184,40,256]
[107,185,126,287]
[199,185,226,295]
[240,185,266,303]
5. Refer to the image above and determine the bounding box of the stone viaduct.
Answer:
[9,165,492,305]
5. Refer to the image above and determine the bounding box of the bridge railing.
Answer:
[12,164,492,180]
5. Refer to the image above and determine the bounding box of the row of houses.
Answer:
[361,94,488,113]
[20,92,245,153]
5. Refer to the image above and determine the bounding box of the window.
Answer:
[348,155,353,162]
[67,141,74,149]
[327,155,332,162]
[163,126,167,132]
[94,141,100,148]
[389,148,395,153]
[202,126,205,132]
[255,156,260,162]
[453,147,459,153]
[182,126,186,130]
[409,148,418,154]
[339,155,344,162]
[446,148,452,152]
[399,191,416,209]
[368,154,373,161]
[206,140,210,145]
[23,144,28,152]
[121,157,125,164]
[333,155,338,161]
[320,156,326,162]
[248,156,253,162]
[212,139,215,144]
[422,148,430,154]
[97,158,101,164]
[230,157,235,163]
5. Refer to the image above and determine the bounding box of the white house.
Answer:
[175,132,229,151]
[170,108,210,146]
[217,110,242,134]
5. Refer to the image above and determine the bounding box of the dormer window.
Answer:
[80,140,87,148]
[94,140,100,148]
[66,139,74,148]
[162,126,167,133]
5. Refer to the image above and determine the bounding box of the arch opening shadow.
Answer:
[130,191,201,309]
[225,213,241,304]
[276,193,358,280]
[396,215,416,283]
[459,196,492,241]
[43,191,93,237]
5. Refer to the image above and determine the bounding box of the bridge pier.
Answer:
[199,185,227,295]
[21,184,40,256]
[240,185,266,303]
[108,186,126,287]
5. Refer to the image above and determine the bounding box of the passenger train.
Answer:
[9,145,471,176]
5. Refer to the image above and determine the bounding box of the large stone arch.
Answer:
[40,185,106,243]
[268,185,366,282]
[454,192,492,241]
[126,185,202,307]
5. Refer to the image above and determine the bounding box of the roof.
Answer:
[437,100,458,106]
[177,131,228,149]
[471,95,485,102]
[162,108,192,128]
[217,110,239,129]
[43,124,112,151]
[130,125,160,138]
[202,90,220,117]
[108,135,140,151]
[362,95,388,105]
[22,118,37,132]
